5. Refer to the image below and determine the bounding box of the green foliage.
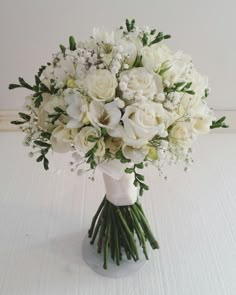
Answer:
[48,107,66,124]
[115,150,130,163]
[149,32,171,46]
[210,116,228,129]
[11,112,31,125]
[165,81,195,95]
[125,19,135,32]
[69,36,76,51]
[125,162,148,196]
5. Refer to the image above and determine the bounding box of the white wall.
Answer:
[0,0,235,110]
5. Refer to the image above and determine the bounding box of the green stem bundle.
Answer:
[88,196,159,269]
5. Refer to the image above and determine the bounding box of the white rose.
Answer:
[162,51,192,86]
[122,102,169,148]
[87,101,121,132]
[169,122,193,149]
[50,125,72,153]
[122,144,148,164]
[74,126,105,157]
[86,69,118,102]
[141,44,172,72]
[119,67,163,101]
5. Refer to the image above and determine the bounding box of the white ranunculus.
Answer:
[122,144,148,164]
[87,101,121,132]
[64,90,89,128]
[122,102,170,148]
[169,122,193,149]
[141,44,172,72]
[86,69,118,102]
[50,125,72,153]
[119,67,163,101]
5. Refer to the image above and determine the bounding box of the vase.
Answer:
[82,160,159,277]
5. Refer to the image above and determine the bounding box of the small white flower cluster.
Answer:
[13,19,217,179]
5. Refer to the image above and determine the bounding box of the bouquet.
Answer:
[9,19,227,270]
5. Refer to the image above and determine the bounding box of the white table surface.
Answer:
[0,132,235,295]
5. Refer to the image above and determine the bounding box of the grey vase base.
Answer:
[82,235,149,278]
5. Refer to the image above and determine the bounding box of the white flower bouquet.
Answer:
[10,19,228,270]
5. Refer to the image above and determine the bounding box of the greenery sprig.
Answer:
[210,116,228,129]
[11,112,31,125]
[165,81,195,95]
[125,162,149,196]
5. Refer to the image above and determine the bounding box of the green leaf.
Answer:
[41,132,51,140]
[10,120,26,125]
[43,157,49,170]
[133,55,142,67]
[19,77,33,90]
[36,155,44,162]
[34,94,43,108]
[136,174,145,181]
[87,136,98,142]
[60,44,66,56]
[18,112,30,121]
[38,65,46,77]
[8,83,21,90]
[34,140,51,148]
[142,33,148,46]
[69,36,76,51]
[125,168,134,174]
[135,162,144,169]
[35,75,41,86]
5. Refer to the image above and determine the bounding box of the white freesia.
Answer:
[64,90,89,128]
[119,67,163,101]
[122,102,170,148]
[50,125,72,153]
[87,101,121,132]
[93,28,115,44]
[86,69,118,102]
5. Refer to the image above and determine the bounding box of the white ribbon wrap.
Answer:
[98,160,138,206]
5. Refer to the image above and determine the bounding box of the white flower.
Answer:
[122,144,148,164]
[191,102,215,134]
[74,126,105,157]
[50,125,72,153]
[189,68,208,99]
[162,51,192,85]
[53,56,76,88]
[169,122,193,149]
[119,67,163,101]
[122,102,170,148]
[93,28,115,44]
[43,96,65,114]
[86,69,118,102]
[87,101,121,132]
[141,44,172,72]
[64,90,89,128]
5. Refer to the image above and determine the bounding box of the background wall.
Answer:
[0,0,235,111]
